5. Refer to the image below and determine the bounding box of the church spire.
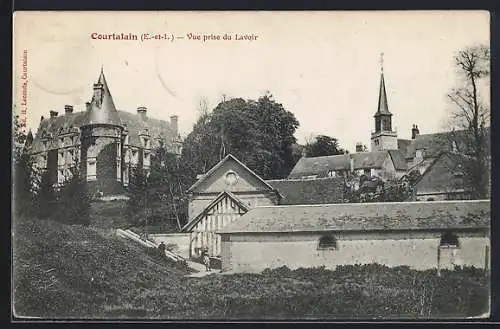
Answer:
[375,53,391,116]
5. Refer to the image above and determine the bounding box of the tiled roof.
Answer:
[397,139,412,154]
[265,177,345,205]
[388,150,408,171]
[350,151,389,170]
[288,151,390,179]
[119,111,175,148]
[414,152,475,194]
[218,200,490,234]
[30,110,175,153]
[403,128,490,160]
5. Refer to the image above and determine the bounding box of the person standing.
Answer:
[202,248,211,272]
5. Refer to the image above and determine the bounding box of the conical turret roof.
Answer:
[84,68,122,126]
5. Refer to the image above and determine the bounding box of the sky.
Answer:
[13,11,490,152]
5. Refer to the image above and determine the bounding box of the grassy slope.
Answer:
[13,218,490,320]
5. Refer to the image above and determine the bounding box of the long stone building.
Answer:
[25,68,182,195]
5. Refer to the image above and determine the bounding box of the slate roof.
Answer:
[288,151,390,179]
[265,177,345,205]
[30,110,175,153]
[218,200,490,234]
[375,72,391,115]
[84,69,122,126]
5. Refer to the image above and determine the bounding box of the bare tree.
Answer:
[197,96,210,118]
[446,45,490,199]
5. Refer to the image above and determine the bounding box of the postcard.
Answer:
[12,11,491,320]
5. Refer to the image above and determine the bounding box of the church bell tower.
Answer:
[371,53,398,151]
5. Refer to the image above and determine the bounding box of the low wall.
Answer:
[149,233,191,259]
[222,231,490,273]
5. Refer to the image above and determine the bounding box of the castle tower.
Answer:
[371,53,398,151]
[80,67,124,194]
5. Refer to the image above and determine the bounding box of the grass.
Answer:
[13,217,490,320]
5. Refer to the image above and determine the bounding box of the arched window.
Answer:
[318,235,337,250]
[440,232,460,248]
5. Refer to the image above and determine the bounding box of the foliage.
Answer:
[12,114,27,164]
[446,45,490,199]
[54,168,92,226]
[13,152,36,217]
[126,145,190,232]
[32,170,58,220]
[304,135,347,157]
[125,166,149,227]
[181,94,300,180]
[13,218,489,319]
[343,173,420,203]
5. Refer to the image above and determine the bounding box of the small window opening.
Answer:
[440,232,460,248]
[318,235,338,250]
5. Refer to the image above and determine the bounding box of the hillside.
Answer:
[13,218,192,318]
[13,217,490,319]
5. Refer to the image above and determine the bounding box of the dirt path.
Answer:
[185,260,221,278]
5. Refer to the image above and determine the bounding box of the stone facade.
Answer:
[28,69,182,195]
[221,230,489,273]
[218,200,491,273]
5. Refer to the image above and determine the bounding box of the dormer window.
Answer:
[452,141,458,153]
[327,170,336,177]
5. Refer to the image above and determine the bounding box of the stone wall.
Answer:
[221,230,489,273]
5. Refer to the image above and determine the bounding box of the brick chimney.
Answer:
[40,115,44,121]
[137,106,147,120]
[49,111,58,118]
[64,105,73,114]
[170,115,178,136]
[85,102,91,111]
[411,124,420,139]
[355,142,363,153]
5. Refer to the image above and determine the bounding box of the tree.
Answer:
[181,94,300,180]
[446,45,490,199]
[12,151,36,217]
[304,135,347,157]
[126,166,150,228]
[12,115,35,217]
[32,170,57,220]
[12,113,27,164]
[54,167,92,225]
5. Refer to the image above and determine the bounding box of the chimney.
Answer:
[355,142,363,153]
[64,105,73,114]
[137,106,147,120]
[40,115,44,121]
[411,124,420,139]
[170,115,178,136]
[85,102,91,111]
[49,111,58,118]
[349,155,354,173]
